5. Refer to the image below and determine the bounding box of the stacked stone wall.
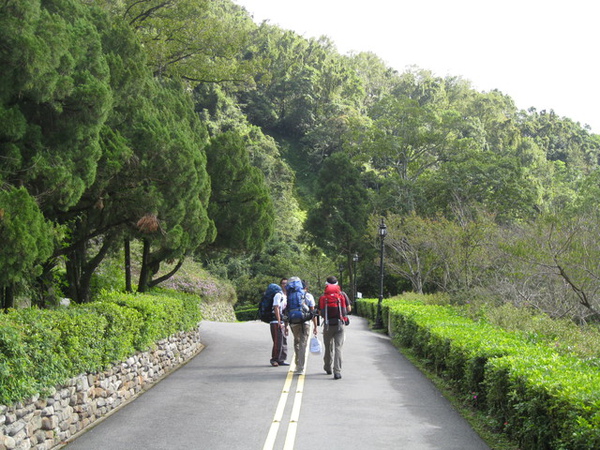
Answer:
[0,327,203,450]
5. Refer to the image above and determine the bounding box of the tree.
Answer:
[0,187,54,308]
[0,0,112,215]
[203,131,275,254]
[363,90,464,215]
[420,146,540,222]
[520,108,600,171]
[383,213,449,294]
[501,190,600,322]
[305,153,370,276]
[98,0,255,82]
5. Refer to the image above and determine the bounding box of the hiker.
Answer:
[286,278,317,375]
[327,275,352,312]
[270,278,289,367]
[319,278,351,380]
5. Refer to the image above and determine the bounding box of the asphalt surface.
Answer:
[64,317,490,450]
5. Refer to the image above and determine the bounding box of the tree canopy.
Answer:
[2,0,600,319]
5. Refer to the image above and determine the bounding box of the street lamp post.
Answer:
[375,218,387,329]
[352,252,359,306]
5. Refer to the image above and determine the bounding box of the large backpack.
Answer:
[323,291,346,326]
[258,283,282,323]
[285,278,312,323]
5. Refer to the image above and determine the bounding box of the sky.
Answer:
[233,0,599,133]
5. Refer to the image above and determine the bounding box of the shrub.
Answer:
[0,290,202,406]
[360,295,600,449]
[0,318,35,405]
[234,305,258,321]
[82,301,143,364]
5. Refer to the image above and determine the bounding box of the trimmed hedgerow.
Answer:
[234,305,258,321]
[359,296,600,449]
[82,301,143,364]
[0,290,202,406]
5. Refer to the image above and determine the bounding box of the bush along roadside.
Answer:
[357,296,600,449]
[0,290,202,406]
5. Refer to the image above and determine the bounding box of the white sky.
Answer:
[233,0,600,133]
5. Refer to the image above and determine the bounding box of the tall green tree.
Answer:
[203,131,275,254]
[96,0,255,82]
[420,146,540,222]
[305,153,370,275]
[363,94,463,214]
[0,187,54,308]
[519,108,600,172]
[0,0,112,214]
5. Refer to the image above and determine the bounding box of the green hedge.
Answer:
[235,305,258,321]
[358,296,600,449]
[0,290,202,406]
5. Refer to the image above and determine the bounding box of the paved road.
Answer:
[64,317,489,450]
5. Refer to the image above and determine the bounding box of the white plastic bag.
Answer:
[310,336,322,355]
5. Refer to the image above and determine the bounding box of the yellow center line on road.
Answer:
[263,324,316,450]
[283,372,305,450]
[263,367,295,450]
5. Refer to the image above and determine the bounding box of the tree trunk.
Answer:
[1,285,15,310]
[124,238,132,292]
[65,243,84,303]
[148,258,184,288]
[137,238,151,293]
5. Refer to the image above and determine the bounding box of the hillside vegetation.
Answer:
[2,0,600,329]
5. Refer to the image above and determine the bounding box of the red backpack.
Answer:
[320,286,347,325]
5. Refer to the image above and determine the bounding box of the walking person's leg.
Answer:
[333,325,345,379]
[270,323,288,366]
[295,322,310,373]
[322,324,335,375]
[290,323,301,367]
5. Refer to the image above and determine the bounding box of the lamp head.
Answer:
[379,218,387,237]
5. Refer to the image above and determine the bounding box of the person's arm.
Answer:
[309,306,318,334]
[273,293,286,327]
[342,291,352,314]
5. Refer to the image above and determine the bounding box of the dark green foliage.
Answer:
[2,0,600,336]
[234,304,258,321]
[0,291,201,405]
[305,153,370,256]
[0,0,112,212]
[205,131,275,253]
[82,301,143,364]
[0,188,54,290]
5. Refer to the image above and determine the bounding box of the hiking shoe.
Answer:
[271,361,279,367]
[334,373,342,380]
[296,369,305,375]
[324,367,332,375]
[278,362,290,366]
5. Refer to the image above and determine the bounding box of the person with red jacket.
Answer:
[318,276,351,380]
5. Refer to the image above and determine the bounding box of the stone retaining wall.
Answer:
[0,327,204,450]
